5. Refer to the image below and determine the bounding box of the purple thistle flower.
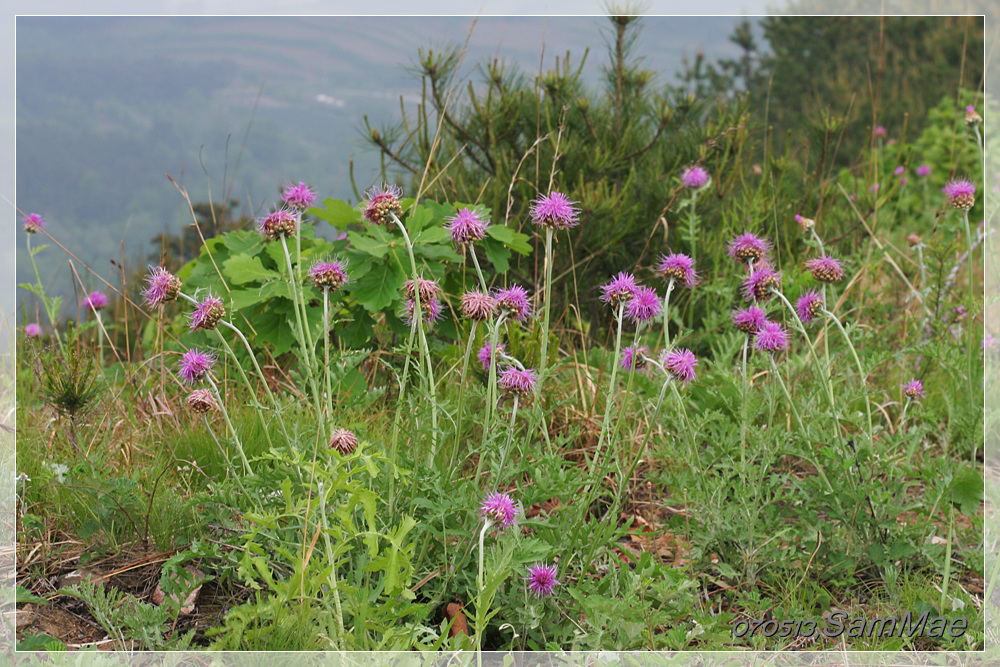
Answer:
[727,232,772,265]
[965,105,983,124]
[281,182,317,210]
[479,491,519,530]
[404,278,442,305]
[179,348,216,384]
[916,165,931,177]
[663,348,698,384]
[22,213,44,234]
[907,234,923,248]
[25,323,42,338]
[982,335,996,352]
[460,290,498,321]
[524,563,561,597]
[477,341,506,371]
[732,306,768,334]
[257,208,299,240]
[188,294,226,331]
[186,389,218,414]
[621,345,650,372]
[894,166,905,176]
[362,183,403,226]
[869,183,880,192]
[494,285,533,322]
[81,291,108,312]
[626,286,662,324]
[445,207,489,244]
[805,255,845,283]
[901,379,925,400]
[873,125,887,138]
[499,367,537,396]
[308,258,349,290]
[530,191,580,230]
[681,165,710,189]
[328,428,359,455]
[900,177,908,186]
[741,264,781,302]
[655,253,699,289]
[794,214,815,232]
[600,272,639,308]
[404,296,442,327]
[795,290,825,324]
[142,266,182,307]
[943,178,976,210]
[752,321,789,353]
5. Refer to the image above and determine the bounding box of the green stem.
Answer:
[494,395,520,490]
[452,320,478,471]
[940,504,955,614]
[593,302,626,475]
[479,315,506,474]
[205,375,252,475]
[280,237,324,430]
[469,246,488,292]
[768,355,804,432]
[822,308,874,444]
[538,227,555,395]
[323,289,333,422]
[668,380,700,469]
[740,334,749,469]
[25,234,63,347]
[318,485,347,648]
[770,287,835,409]
[201,413,251,498]
[475,520,490,653]
[661,278,675,351]
[213,327,275,449]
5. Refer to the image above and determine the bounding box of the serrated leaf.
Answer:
[352,261,405,312]
[948,467,983,515]
[223,254,278,285]
[16,585,48,605]
[310,198,362,227]
[480,237,511,273]
[486,224,532,255]
[222,230,265,256]
[346,230,391,259]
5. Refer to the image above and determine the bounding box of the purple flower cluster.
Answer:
[902,379,925,400]
[308,258,349,290]
[663,348,698,384]
[524,563,561,597]
[25,323,42,338]
[625,286,661,325]
[530,191,580,230]
[621,345,650,372]
[179,348,216,384]
[445,207,490,244]
[403,297,442,326]
[461,291,498,321]
[600,272,639,308]
[82,291,109,312]
[23,213,44,234]
[656,253,699,289]
[741,264,781,302]
[404,278,442,305]
[494,285,533,322]
[753,321,789,353]
[681,165,710,189]
[805,256,844,283]
[795,290,824,324]
[477,341,506,371]
[257,209,299,240]
[362,183,403,226]
[727,232,772,266]
[188,294,226,331]
[732,306,768,334]
[499,368,537,396]
[943,178,976,210]
[142,266,182,307]
[281,182,317,210]
[479,491,519,530]
[328,428,359,455]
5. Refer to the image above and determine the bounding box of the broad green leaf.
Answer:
[948,467,983,515]
[223,254,277,285]
[310,198,362,227]
[480,237,511,273]
[352,261,405,312]
[410,225,451,246]
[486,224,532,255]
[222,230,264,256]
[346,230,390,259]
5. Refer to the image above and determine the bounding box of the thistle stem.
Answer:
[25,234,63,347]
[323,289,333,422]
[205,375,252,475]
[768,355,804,432]
[452,320,478,470]
[661,278,675,350]
[538,227,555,394]
[212,326,276,448]
[494,395,520,490]
[469,246,488,292]
[280,237,324,430]
[593,302,626,475]
[822,308,874,443]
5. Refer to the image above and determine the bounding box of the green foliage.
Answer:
[32,321,103,418]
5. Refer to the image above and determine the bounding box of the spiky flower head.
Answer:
[626,285,662,324]
[494,285,533,322]
[752,321,789,353]
[142,266,182,307]
[916,164,932,177]
[22,213,44,234]
[894,166,905,177]
[943,179,976,210]
[524,563,561,597]
[308,258,349,291]
[25,323,42,338]
[257,209,298,240]
[445,207,489,244]
[902,379,925,400]
[621,345,650,372]
[663,348,698,384]
[499,367,537,396]
[741,264,781,302]
[530,191,580,230]
[681,165,710,189]
[82,291,108,312]
[873,125,887,138]
[188,294,226,331]
[794,214,815,232]
[600,272,639,308]
[179,348,216,384]
[795,290,824,324]
[907,234,923,248]
[461,290,498,321]
[727,232,772,265]
[186,389,218,414]
[403,296,442,327]
[805,255,844,283]
[328,429,359,455]
[281,182,317,210]
[732,306,768,334]
[362,183,403,226]
[479,491,519,530]
[965,105,983,125]
[403,278,442,305]
[655,253,699,289]
[477,341,506,371]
